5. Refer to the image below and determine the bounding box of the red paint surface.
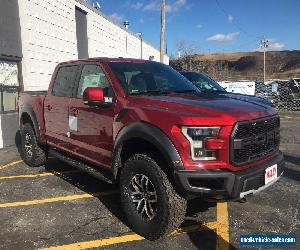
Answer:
[18,58,279,172]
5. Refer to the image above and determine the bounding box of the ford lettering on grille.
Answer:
[231,117,280,166]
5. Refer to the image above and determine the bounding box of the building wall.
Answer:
[0,0,22,149]
[86,5,168,61]
[0,0,169,148]
[0,0,22,58]
[18,0,78,91]
[18,0,169,91]
[0,112,19,148]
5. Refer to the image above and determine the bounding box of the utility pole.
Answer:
[137,32,143,59]
[123,21,129,55]
[160,0,166,63]
[260,37,269,84]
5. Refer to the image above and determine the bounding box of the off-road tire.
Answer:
[119,153,187,240]
[20,123,47,167]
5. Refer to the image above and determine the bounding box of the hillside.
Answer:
[170,51,300,81]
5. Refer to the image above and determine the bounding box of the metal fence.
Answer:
[255,79,300,111]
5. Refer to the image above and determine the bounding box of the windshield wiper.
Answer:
[202,89,226,94]
[129,90,171,96]
[172,89,199,94]
[129,89,199,96]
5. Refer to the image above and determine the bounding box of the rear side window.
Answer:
[52,66,79,97]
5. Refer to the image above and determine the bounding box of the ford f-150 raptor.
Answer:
[18,58,284,240]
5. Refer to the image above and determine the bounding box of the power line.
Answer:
[235,38,260,51]
[215,0,260,39]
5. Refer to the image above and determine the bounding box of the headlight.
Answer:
[182,127,220,161]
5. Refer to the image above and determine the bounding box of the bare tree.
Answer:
[176,40,200,71]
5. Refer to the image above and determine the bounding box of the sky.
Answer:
[90,0,300,56]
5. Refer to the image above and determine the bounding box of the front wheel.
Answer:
[119,154,187,240]
[20,123,47,167]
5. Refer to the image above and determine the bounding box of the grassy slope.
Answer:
[171,51,300,81]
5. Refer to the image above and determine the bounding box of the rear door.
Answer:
[44,65,80,150]
[68,63,115,168]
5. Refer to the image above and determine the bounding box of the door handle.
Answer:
[70,108,79,116]
[47,105,52,111]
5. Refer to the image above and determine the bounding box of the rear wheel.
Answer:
[20,123,47,167]
[119,153,187,240]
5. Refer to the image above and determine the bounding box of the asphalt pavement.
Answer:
[0,112,299,249]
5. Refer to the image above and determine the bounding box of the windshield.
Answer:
[180,72,226,92]
[109,62,199,95]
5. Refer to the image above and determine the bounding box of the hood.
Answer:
[128,92,277,126]
[222,92,273,106]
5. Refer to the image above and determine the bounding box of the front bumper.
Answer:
[174,152,284,200]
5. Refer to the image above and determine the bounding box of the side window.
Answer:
[52,66,78,97]
[77,64,114,98]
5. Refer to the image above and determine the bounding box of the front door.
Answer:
[68,64,115,169]
[44,65,79,150]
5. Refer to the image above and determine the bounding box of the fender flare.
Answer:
[19,106,42,143]
[112,122,184,178]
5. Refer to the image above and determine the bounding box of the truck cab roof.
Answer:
[58,57,154,66]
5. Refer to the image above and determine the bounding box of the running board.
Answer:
[48,149,114,184]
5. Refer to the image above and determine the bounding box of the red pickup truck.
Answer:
[18,58,284,240]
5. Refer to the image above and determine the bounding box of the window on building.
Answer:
[52,66,79,97]
[77,64,114,98]
[0,59,20,113]
[75,7,89,59]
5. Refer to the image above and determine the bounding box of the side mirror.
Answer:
[83,87,104,106]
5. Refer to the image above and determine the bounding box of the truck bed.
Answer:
[21,91,48,96]
[18,91,47,143]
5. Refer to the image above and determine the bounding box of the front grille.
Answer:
[231,116,280,166]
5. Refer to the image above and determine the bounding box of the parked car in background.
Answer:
[180,71,273,107]
[18,59,284,240]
